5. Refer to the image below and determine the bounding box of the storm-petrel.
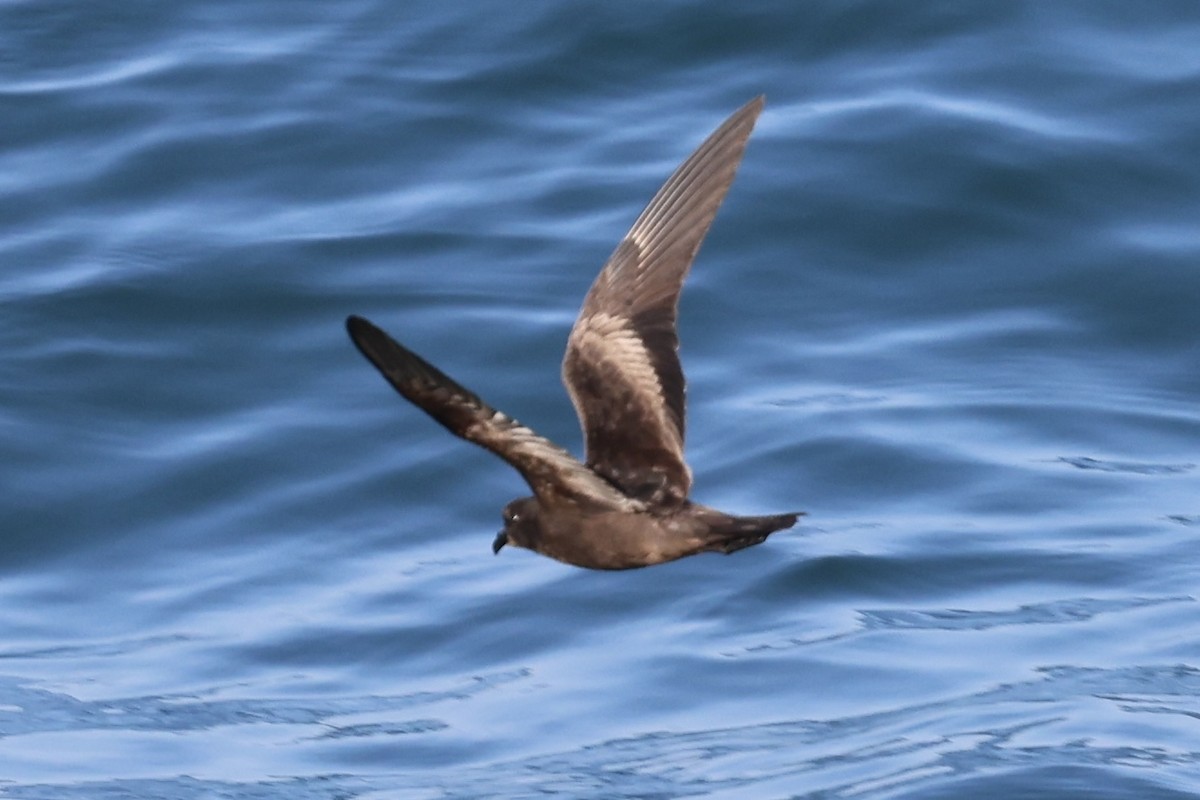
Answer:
[346,95,800,570]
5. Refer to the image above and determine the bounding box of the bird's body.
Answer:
[347,96,801,570]
[497,495,799,571]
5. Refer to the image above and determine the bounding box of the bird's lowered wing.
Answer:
[347,315,636,510]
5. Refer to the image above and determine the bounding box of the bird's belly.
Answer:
[539,510,702,571]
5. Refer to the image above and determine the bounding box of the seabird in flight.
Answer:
[347,95,800,570]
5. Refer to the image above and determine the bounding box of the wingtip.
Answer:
[740,94,766,119]
[345,315,396,368]
[346,315,385,347]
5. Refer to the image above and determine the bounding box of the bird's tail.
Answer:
[703,511,803,555]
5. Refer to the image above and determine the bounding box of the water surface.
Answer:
[2,2,1199,797]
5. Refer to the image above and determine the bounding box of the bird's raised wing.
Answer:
[562,96,764,506]
[348,315,636,510]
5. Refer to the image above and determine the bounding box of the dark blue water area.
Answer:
[2,1,1199,797]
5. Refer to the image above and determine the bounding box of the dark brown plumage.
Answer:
[347,96,801,570]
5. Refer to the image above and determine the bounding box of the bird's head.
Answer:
[494,497,540,555]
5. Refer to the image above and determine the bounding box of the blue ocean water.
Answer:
[2,1,1199,797]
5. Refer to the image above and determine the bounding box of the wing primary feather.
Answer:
[347,315,493,437]
[346,315,634,509]
[623,95,764,279]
